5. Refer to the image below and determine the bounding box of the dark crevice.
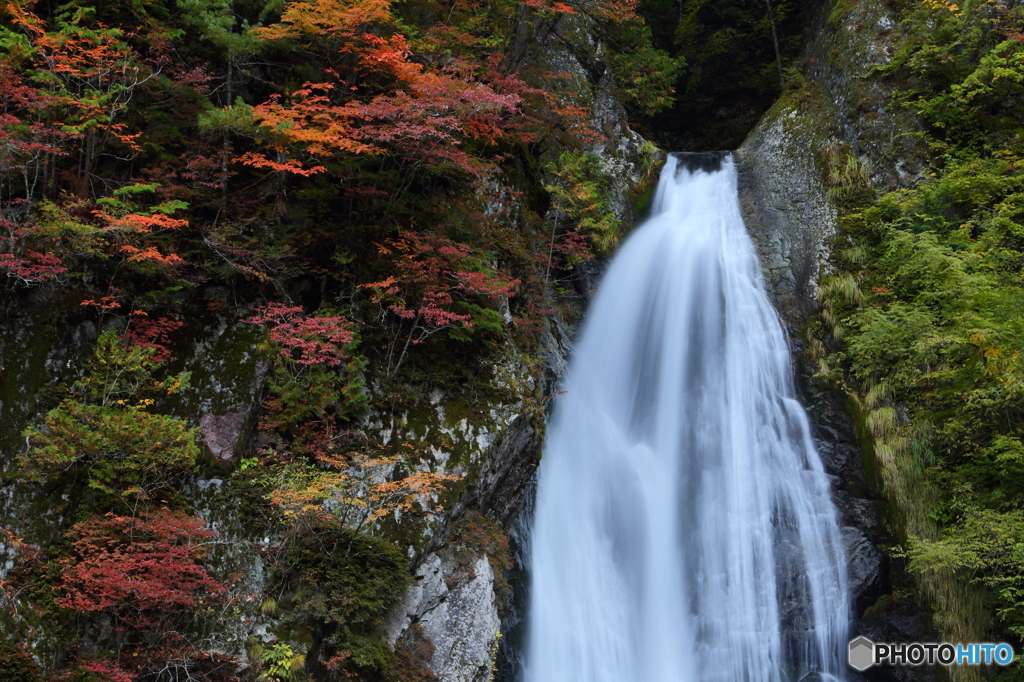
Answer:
[634,0,819,150]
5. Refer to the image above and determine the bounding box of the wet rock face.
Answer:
[842,527,883,612]
[772,512,882,676]
[807,391,888,613]
[386,552,501,682]
[736,122,836,329]
[448,414,543,529]
[572,257,607,301]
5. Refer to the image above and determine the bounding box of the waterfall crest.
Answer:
[525,153,849,682]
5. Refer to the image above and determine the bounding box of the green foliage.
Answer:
[77,329,191,408]
[545,151,620,253]
[0,640,41,682]
[279,528,411,680]
[264,359,367,429]
[97,182,187,217]
[22,401,198,500]
[604,18,685,116]
[908,508,1024,637]
[636,0,804,148]
[816,6,1024,643]
[880,0,1024,160]
[177,0,265,54]
[821,150,1024,642]
[247,303,367,430]
[19,330,198,510]
[252,642,307,681]
[673,0,791,72]
[197,97,258,135]
[820,142,873,208]
[31,200,107,261]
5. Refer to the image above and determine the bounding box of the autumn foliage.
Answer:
[0,0,675,677]
[247,303,357,367]
[236,0,537,179]
[245,303,367,431]
[0,6,189,287]
[265,442,461,536]
[58,509,224,618]
[245,304,460,534]
[360,230,519,373]
[58,509,236,682]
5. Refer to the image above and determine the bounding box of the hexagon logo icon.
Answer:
[848,636,875,671]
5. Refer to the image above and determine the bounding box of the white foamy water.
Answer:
[525,153,848,682]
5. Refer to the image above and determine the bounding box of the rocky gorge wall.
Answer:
[425,0,941,676]
[736,0,978,680]
[457,0,994,677]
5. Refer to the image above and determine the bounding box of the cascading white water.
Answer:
[525,153,849,682]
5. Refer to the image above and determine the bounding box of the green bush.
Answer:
[822,154,1024,642]
[278,529,411,681]
[19,330,199,511]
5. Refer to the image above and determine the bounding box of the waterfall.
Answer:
[525,153,849,682]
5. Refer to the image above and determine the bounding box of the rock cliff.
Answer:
[736,1,945,679]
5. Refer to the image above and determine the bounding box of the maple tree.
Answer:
[267,441,461,534]
[0,179,190,286]
[0,5,192,289]
[246,302,367,429]
[359,230,519,374]
[58,509,224,617]
[120,311,184,363]
[1,4,154,196]
[92,182,190,270]
[0,58,75,212]
[58,509,236,682]
[238,71,524,180]
[0,219,67,284]
[248,302,357,368]
[231,0,630,195]
[0,47,76,284]
[547,228,594,270]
